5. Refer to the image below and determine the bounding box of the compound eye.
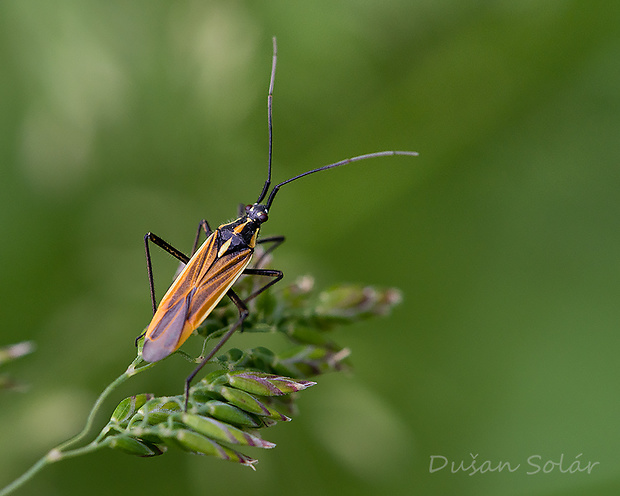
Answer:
[257,211,268,223]
[245,204,253,213]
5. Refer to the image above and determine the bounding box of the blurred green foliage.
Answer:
[1,1,619,495]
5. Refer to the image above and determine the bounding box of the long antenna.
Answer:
[256,37,278,204]
[265,150,418,210]
[255,38,418,210]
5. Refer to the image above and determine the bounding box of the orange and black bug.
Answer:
[139,38,417,408]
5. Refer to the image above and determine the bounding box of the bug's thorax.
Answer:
[215,204,269,258]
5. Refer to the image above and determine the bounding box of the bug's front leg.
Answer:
[254,235,285,268]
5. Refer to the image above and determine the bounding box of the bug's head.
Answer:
[245,203,269,225]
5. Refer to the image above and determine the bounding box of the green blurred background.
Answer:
[1,1,619,495]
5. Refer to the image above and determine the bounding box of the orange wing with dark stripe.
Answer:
[141,231,253,362]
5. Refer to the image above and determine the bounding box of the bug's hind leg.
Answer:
[184,289,249,410]
[180,232,283,409]
[182,268,283,410]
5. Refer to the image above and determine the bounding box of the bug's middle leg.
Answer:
[136,233,191,346]
[144,220,213,315]
[242,267,283,302]
[144,233,190,314]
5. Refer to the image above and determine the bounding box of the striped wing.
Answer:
[141,232,252,362]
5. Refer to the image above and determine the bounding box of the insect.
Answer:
[139,38,417,408]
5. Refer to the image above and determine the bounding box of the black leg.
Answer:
[254,235,285,268]
[144,220,213,315]
[190,219,213,256]
[242,267,283,301]
[184,289,249,410]
[138,220,214,346]
[144,233,190,315]
[182,267,283,410]
[136,233,191,346]
[170,219,214,281]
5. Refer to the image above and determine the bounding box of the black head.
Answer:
[245,203,269,224]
